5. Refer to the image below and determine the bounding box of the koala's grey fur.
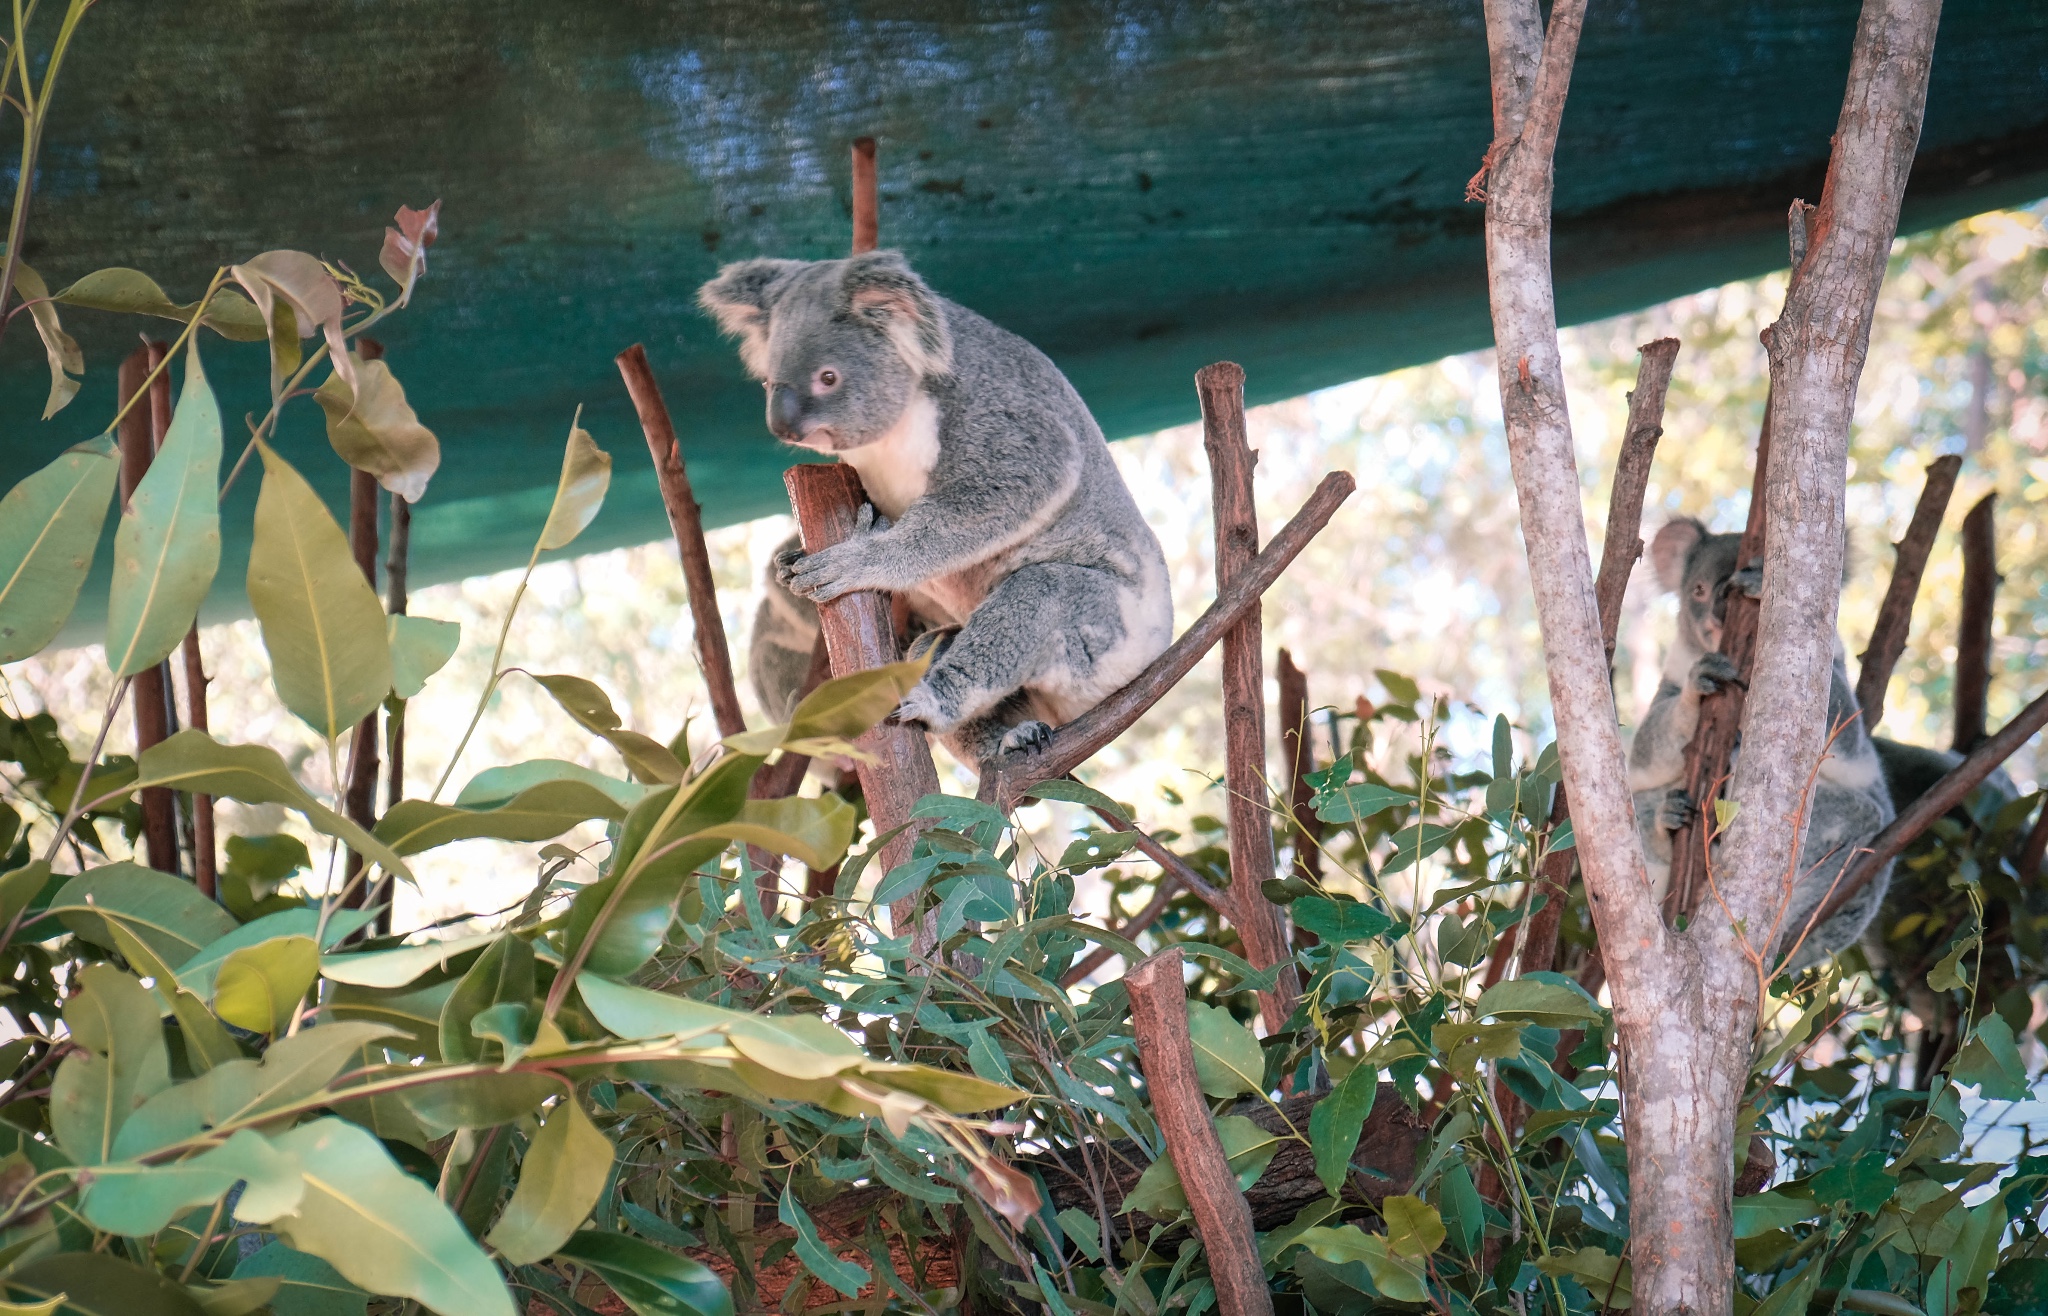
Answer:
[1628,516,1895,971]
[748,533,821,725]
[702,250,1172,764]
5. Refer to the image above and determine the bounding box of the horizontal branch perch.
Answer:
[979,470,1357,811]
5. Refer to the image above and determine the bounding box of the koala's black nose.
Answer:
[768,384,804,437]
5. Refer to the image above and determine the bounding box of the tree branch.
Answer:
[1953,492,1997,753]
[1855,454,1961,730]
[1277,649,1322,886]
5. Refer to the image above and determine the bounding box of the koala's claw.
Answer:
[773,545,806,589]
[998,720,1054,756]
[1692,651,1741,694]
[1657,787,1696,832]
[888,684,947,731]
[1731,565,1763,598]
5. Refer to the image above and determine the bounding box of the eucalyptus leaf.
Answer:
[784,661,928,745]
[1185,1001,1263,1099]
[177,907,377,999]
[54,269,266,341]
[698,794,857,871]
[1122,1116,1280,1216]
[10,264,82,420]
[385,616,459,699]
[553,1230,733,1316]
[79,1127,302,1235]
[1473,973,1605,1027]
[5,1252,205,1316]
[232,1241,368,1316]
[778,1187,869,1299]
[455,759,645,810]
[319,931,499,989]
[438,934,535,1064]
[314,355,440,503]
[1310,1066,1379,1195]
[100,919,240,1074]
[213,935,319,1035]
[1294,1226,1430,1305]
[484,1095,614,1265]
[48,965,171,1165]
[0,437,119,664]
[537,425,610,552]
[376,781,627,856]
[48,863,239,967]
[529,674,683,784]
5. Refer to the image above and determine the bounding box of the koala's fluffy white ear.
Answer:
[1649,517,1707,592]
[842,250,953,376]
[698,258,800,378]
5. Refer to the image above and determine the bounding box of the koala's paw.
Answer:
[1731,565,1763,599]
[1691,650,1741,695]
[887,683,951,732]
[772,543,807,590]
[1657,787,1696,832]
[779,541,868,604]
[997,720,1054,756]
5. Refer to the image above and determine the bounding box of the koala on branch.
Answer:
[702,251,1172,765]
[1629,517,1895,969]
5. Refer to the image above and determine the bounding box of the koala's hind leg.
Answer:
[940,691,1047,764]
[892,563,1130,748]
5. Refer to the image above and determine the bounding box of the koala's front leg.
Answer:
[775,505,898,604]
[1628,651,1740,791]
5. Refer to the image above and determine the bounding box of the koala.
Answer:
[749,532,823,725]
[1628,516,1895,970]
[701,250,1173,764]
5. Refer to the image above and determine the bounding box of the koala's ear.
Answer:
[1649,518,1707,593]
[842,250,953,376]
[698,258,802,378]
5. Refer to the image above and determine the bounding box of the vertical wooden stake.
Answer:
[1856,454,1961,731]
[1954,492,1998,753]
[1195,361,1299,1031]
[117,345,179,874]
[851,137,879,255]
[1276,648,1322,887]
[340,340,387,917]
[1126,948,1274,1316]
[785,464,940,948]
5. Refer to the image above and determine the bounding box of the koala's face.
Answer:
[698,252,953,453]
[1650,517,1741,655]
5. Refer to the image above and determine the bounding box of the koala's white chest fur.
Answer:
[840,393,940,521]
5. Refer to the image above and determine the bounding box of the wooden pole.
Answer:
[785,464,941,947]
[117,345,179,875]
[1196,361,1298,1032]
[851,137,879,255]
[1276,649,1322,886]
[1125,948,1273,1316]
[337,339,389,923]
[1855,454,1961,731]
[1954,492,1998,753]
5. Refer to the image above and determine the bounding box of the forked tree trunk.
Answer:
[1476,0,1941,1309]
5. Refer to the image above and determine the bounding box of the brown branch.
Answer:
[851,137,879,254]
[1518,338,1676,977]
[1197,361,1299,1032]
[1954,492,1998,753]
[1804,685,2048,935]
[1855,454,1960,730]
[618,343,747,740]
[785,464,941,946]
[1126,948,1272,1316]
[2019,796,2048,887]
[1277,649,1322,886]
[1057,798,1236,987]
[979,471,1356,812]
[117,345,179,875]
[342,465,382,914]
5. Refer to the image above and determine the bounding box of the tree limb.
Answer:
[1954,491,1998,753]
[1855,454,1961,730]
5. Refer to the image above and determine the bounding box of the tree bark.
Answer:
[116,345,179,875]
[1953,492,1997,753]
[1277,649,1322,887]
[1855,454,1960,731]
[851,138,879,255]
[342,466,382,913]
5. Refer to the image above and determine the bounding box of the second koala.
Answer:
[701,250,1172,763]
[1629,516,1895,970]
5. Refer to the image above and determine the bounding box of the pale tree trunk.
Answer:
[1476,0,1942,1312]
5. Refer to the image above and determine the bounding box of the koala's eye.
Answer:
[1690,582,1710,601]
[814,368,840,392]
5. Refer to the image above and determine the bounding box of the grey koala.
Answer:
[700,249,1172,764]
[1628,516,1895,970]
[748,532,822,725]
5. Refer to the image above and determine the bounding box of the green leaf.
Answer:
[247,442,393,741]
[529,674,684,785]
[319,931,499,989]
[1491,714,1513,778]
[1375,670,1421,704]
[218,833,310,921]
[537,424,611,552]
[133,732,412,882]
[233,1241,367,1316]
[1733,1190,1821,1238]
[1312,782,1411,826]
[484,1095,614,1265]
[1382,1195,1445,1258]
[5,1253,205,1315]
[1952,1013,2031,1100]
[439,935,535,1064]
[385,616,459,699]
[699,795,858,871]
[177,908,376,1000]
[105,338,222,677]
[48,864,239,972]
[575,974,786,1047]
[11,263,83,420]
[377,780,628,856]
[314,355,440,503]
[782,661,928,746]
[1291,895,1393,945]
[80,1127,301,1235]
[0,861,51,931]
[554,1230,733,1316]
[779,1187,869,1299]
[54,268,266,341]
[1473,973,1605,1027]
[1122,1116,1281,1216]
[324,979,458,1061]
[1294,1225,1430,1305]
[1022,777,1131,825]
[399,1070,560,1132]
[214,935,319,1035]
[267,1117,515,1316]
[0,437,119,664]
[48,965,171,1165]
[1928,935,1978,994]
[1535,1248,1632,1309]
[111,1022,401,1159]
[100,919,242,1074]
[1186,1001,1263,1098]
[456,760,645,810]
[1310,1063,1379,1195]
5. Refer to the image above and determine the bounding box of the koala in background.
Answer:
[1628,517,1895,970]
[702,250,1172,764]
[748,532,821,725]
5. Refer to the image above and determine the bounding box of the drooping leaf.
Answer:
[79,1127,302,1236]
[699,794,858,871]
[1291,895,1393,945]
[230,252,352,395]
[0,437,119,664]
[247,442,393,741]
[553,1230,733,1316]
[314,356,440,503]
[132,733,411,882]
[1186,1001,1264,1099]
[10,264,83,419]
[214,935,320,1035]
[1382,1195,1446,1258]
[536,424,610,552]
[5,1252,205,1315]
[48,863,239,966]
[1122,1116,1281,1216]
[484,1096,614,1265]
[48,965,171,1165]
[266,1118,515,1316]
[379,201,440,307]
[1928,935,1978,994]
[318,931,499,989]
[1310,1064,1379,1195]
[385,616,459,698]
[438,934,535,1064]
[1473,973,1605,1027]
[574,973,782,1048]
[779,1187,869,1299]
[54,269,267,341]
[375,781,627,856]
[528,673,684,784]
[233,1241,368,1316]
[104,337,221,677]
[783,660,928,748]
[1312,782,1413,826]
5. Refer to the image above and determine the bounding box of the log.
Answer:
[1954,492,1998,753]
[1855,454,1961,731]
[1277,648,1322,886]
[785,464,941,946]
[117,345,179,875]
[1126,948,1272,1316]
